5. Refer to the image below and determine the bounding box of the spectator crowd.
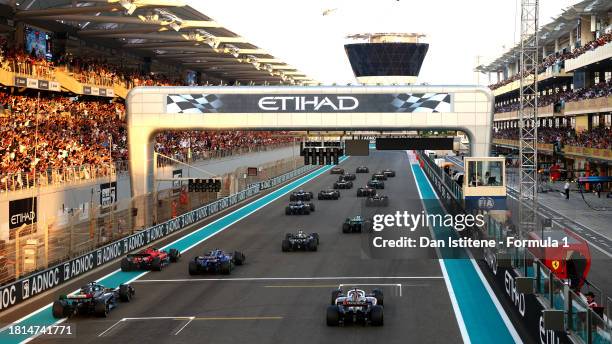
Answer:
[494,126,611,150]
[494,78,612,113]
[488,32,612,90]
[0,90,294,191]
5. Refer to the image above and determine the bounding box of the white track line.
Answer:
[173,317,195,336]
[409,151,522,344]
[408,155,471,344]
[133,276,444,283]
[7,161,343,344]
[97,319,125,337]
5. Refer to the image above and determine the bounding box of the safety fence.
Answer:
[0,156,309,307]
[416,150,612,344]
[486,218,612,344]
[0,59,56,81]
[0,161,128,195]
[1,143,295,195]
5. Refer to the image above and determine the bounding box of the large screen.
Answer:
[24,26,53,60]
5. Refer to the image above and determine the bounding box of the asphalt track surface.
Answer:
[33,151,462,344]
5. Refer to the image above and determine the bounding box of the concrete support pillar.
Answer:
[580,16,593,46]
[554,39,559,53]
[569,30,575,50]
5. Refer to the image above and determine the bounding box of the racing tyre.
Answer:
[285,207,291,215]
[282,239,291,252]
[326,306,340,326]
[233,251,245,265]
[152,257,162,271]
[168,248,181,262]
[119,284,132,302]
[52,300,69,318]
[309,203,315,211]
[285,233,292,239]
[333,183,338,189]
[308,239,317,251]
[357,190,362,197]
[95,301,109,318]
[370,305,384,326]
[331,289,342,305]
[334,193,339,200]
[188,261,199,275]
[318,193,323,200]
[311,233,320,245]
[342,223,350,233]
[220,260,232,275]
[372,289,384,306]
[120,258,132,272]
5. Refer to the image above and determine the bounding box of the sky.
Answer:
[189,0,579,85]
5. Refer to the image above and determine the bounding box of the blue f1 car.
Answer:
[188,249,246,275]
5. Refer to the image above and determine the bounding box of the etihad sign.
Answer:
[258,96,359,111]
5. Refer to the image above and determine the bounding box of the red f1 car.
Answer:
[120,247,181,271]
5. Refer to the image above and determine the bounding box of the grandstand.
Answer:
[0,1,310,284]
[479,0,612,186]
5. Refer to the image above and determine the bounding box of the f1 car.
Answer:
[382,169,396,177]
[318,189,340,200]
[365,194,389,207]
[330,167,345,175]
[120,247,180,271]
[327,288,384,326]
[333,180,354,189]
[282,230,320,251]
[52,282,134,318]
[356,166,369,173]
[340,173,356,181]
[342,216,367,233]
[367,179,385,189]
[285,201,316,215]
[371,172,387,181]
[356,187,376,197]
[289,190,314,201]
[188,249,245,275]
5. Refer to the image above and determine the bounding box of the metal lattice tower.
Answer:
[518,0,539,233]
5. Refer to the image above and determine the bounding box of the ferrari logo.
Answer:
[552,260,560,270]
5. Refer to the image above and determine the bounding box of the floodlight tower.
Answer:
[518,0,539,233]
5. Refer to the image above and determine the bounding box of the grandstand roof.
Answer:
[478,0,612,73]
[13,0,315,85]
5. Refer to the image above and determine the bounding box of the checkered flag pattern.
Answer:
[166,94,223,113]
[390,93,451,113]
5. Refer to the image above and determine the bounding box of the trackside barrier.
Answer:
[0,164,316,313]
[417,151,612,344]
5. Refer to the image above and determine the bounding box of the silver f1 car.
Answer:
[282,230,320,251]
[289,190,314,201]
[333,180,354,189]
[52,282,134,318]
[365,194,389,207]
[285,201,316,215]
[327,287,384,326]
[318,189,340,200]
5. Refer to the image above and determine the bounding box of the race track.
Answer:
[36,151,462,344]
